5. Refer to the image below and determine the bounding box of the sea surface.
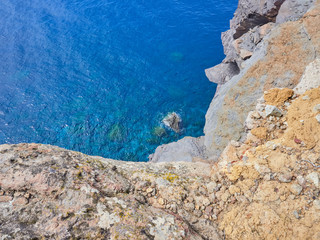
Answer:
[0,0,237,161]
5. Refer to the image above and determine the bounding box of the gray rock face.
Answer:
[230,0,284,39]
[294,58,320,95]
[276,0,316,23]
[205,62,240,85]
[204,42,269,159]
[149,136,207,163]
[222,0,285,65]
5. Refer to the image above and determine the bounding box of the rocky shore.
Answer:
[150,0,319,163]
[1,0,320,239]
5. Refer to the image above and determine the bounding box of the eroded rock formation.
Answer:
[151,0,320,163]
[1,0,320,239]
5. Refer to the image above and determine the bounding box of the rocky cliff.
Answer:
[1,0,320,239]
[150,0,319,163]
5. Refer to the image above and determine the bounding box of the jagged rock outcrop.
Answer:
[2,0,320,239]
[206,0,316,86]
[204,1,320,159]
[2,83,320,239]
[151,0,319,163]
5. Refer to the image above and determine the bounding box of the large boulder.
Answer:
[149,136,207,163]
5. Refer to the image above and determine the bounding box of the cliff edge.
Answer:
[1,0,320,239]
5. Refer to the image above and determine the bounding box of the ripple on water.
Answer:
[0,0,237,161]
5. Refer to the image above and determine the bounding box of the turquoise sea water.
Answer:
[0,0,237,161]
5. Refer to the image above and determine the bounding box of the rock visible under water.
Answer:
[107,124,127,142]
[162,112,182,133]
[152,126,167,137]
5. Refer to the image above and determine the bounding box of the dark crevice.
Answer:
[233,0,285,39]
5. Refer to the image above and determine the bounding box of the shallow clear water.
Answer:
[0,0,237,161]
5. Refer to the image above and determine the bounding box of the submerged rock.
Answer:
[107,123,127,142]
[152,126,167,137]
[162,112,182,133]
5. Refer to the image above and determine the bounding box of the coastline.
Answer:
[1,0,320,239]
[149,0,318,163]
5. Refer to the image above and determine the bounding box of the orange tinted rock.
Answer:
[264,88,294,106]
[251,127,268,139]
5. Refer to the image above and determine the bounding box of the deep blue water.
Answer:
[0,0,236,161]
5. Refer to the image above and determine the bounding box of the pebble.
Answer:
[206,182,218,193]
[278,172,293,183]
[204,206,213,216]
[313,104,320,113]
[313,200,320,210]
[221,191,231,202]
[302,95,310,100]
[184,202,195,211]
[297,176,306,186]
[293,210,300,219]
[170,203,178,213]
[202,198,211,206]
[316,114,320,123]
[290,184,303,195]
[306,172,319,187]
[158,198,166,205]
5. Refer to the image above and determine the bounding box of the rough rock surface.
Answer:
[2,1,320,239]
[153,0,318,163]
[203,1,320,159]
[205,62,240,85]
[276,0,317,23]
[295,58,320,94]
[216,86,320,239]
[149,137,207,163]
[0,144,221,239]
[2,86,320,239]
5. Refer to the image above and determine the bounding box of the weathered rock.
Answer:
[294,58,320,94]
[204,4,319,158]
[162,112,182,133]
[216,86,320,240]
[251,127,268,139]
[290,183,303,195]
[0,144,220,239]
[149,136,207,163]
[306,172,319,187]
[276,0,317,23]
[205,62,240,85]
[222,0,285,61]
